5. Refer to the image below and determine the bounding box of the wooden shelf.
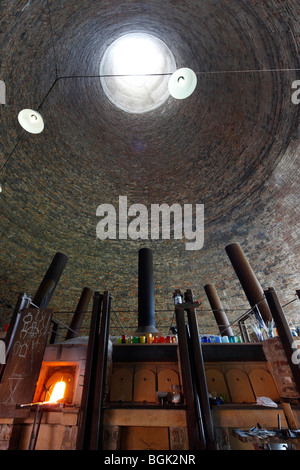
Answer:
[104,401,187,410]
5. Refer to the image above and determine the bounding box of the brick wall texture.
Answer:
[263,337,300,398]
[0,1,299,336]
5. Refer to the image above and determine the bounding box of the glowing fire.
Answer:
[47,380,66,403]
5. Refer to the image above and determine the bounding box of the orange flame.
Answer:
[48,380,66,403]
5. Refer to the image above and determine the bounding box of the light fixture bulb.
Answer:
[168,68,197,99]
[18,109,44,134]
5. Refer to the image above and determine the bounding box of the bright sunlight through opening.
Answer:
[100,33,176,114]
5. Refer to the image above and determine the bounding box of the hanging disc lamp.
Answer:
[18,109,44,134]
[168,68,197,99]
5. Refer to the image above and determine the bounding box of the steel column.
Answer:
[76,290,112,450]
[76,292,103,449]
[175,304,205,450]
[90,290,111,450]
[186,304,216,449]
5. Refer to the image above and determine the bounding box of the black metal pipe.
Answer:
[135,248,158,334]
[65,287,93,340]
[32,252,68,308]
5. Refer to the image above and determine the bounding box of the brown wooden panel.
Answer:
[157,369,179,392]
[121,426,169,450]
[133,369,156,402]
[226,369,255,403]
[0,308,52,405]
[206,369,230,402]
[110,368,133,402]
[248,368,280,402]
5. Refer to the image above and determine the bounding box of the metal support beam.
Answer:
[264,287,300,396]
[76,291,112,450]
[49,319,60,344]
[76,292,103,449]
[175,304,205,450]
[90,290,111,450]
[186,304,216,449]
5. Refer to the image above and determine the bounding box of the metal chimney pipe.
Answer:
[65,287,93,340]
[225,242,272,324]
[32,252,68,308]
[135,247,158,334]
[204,283,234,337]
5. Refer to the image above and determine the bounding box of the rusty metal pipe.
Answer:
[225,242,272,324]
[204,283,234,337]
[65,287,93,340]
[32,252,68,308]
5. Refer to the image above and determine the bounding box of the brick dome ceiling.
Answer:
[0,0,299,332]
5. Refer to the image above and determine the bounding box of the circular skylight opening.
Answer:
[100,33,176,114]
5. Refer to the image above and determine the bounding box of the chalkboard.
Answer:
[0,308,53,405]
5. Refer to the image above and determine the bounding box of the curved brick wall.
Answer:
[0,1,299,334]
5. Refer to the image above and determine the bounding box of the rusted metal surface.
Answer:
[0,308,53,405]
[32,252,68,308]
[204,283,234,337]
[1,293,31,379]
[225,242,272,323]
[65,287,93,340]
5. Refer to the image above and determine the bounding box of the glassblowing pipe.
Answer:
[225,242,272,324]
[32,252,68,308]
[204,283,234,337]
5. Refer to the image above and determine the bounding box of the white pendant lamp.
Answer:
[168,68,197,99]
[18,109,44,134]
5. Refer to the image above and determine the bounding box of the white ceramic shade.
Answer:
[18,109,44,134]
[168,68,197,99]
